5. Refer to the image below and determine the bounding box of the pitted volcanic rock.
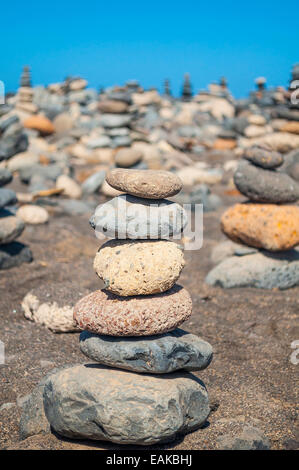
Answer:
[93,239,185,296]
[73,285,192,336]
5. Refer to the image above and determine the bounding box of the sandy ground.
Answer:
[0,183,298,450]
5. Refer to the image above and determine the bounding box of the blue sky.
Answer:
[1,0,298,97]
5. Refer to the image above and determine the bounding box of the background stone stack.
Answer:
[41,169,213,445]
[16,66,38,116]
[206,145,299,289]
[0,167,32,269]
[98,88,133,149]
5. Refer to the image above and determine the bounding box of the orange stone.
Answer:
[221,203,299,251]
[213,138,237,150]
[280,121,299,135]
[24,115,55,135]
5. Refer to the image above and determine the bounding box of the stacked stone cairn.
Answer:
[181,73,192,102]
[206,146,299,289]
[42,169,213,445]
[16,66,37,115]
[0,167,32,269]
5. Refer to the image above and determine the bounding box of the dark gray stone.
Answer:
[0,168,13,187]
[28,175,53,193]
[0,188,17,208]
[112,135,132,147]
[0,122,28,160]
[205,249,299,289]
[234,159,299,203]
[79,328,213,374]
[0,211,24,244]
[59,199,94,216]
[243,146,283,169]
[0,115,19,133]
[233,117,249,135]
[217,426,271,450]
[43,364,210,445]
[272,106,299,122]
[0,242,33,270]
[89,194,187,239]
[19,164,63,184]
[81,170,106,194]
[106,91,132,104]
[279,149,299,182]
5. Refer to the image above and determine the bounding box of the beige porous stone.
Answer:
[94,239,185,296]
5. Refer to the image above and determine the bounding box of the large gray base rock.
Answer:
[0,242,33,269]
[206,249,299,289]
[43,364,210,445]
[79,328,213,374]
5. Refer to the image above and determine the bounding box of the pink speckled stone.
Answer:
[73,285,192,336]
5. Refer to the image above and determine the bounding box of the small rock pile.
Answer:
[206,145,299,289]
[0,167,32,269]
[35,169,213,445]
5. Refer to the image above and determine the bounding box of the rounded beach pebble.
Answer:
[93,239,185,296]
[73,285,192,336]
[17,204,49,225]
[106,168,183,199]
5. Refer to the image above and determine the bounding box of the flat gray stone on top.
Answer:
[43,364,210,445]
[79,328,213,373]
